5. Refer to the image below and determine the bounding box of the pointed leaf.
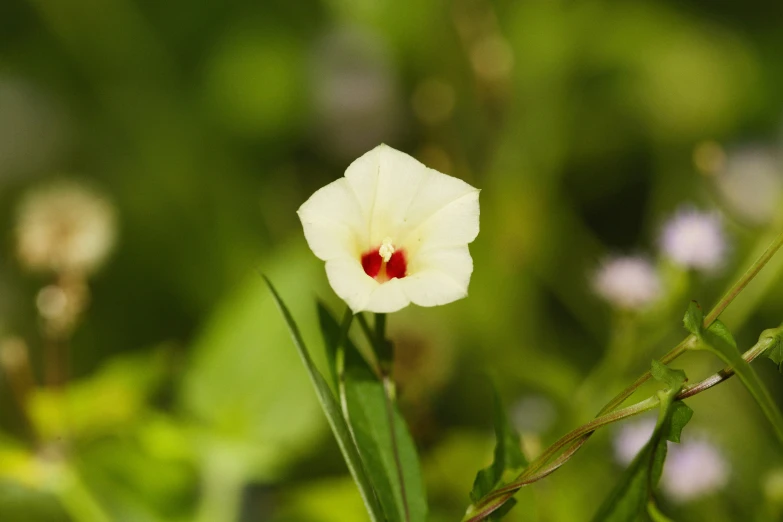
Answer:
[469,386,527,520]
[761,326,783,373]
[647,500,674,522]
[682,300,704,336]
[317,302,352,391]
[698,320,783,444]
[264,277,384,522]
[321,305,428,522]
[591,361,693,522]
[662,401,693,444]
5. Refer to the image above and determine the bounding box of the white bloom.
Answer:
[298,144,480,313]
[662,439,729,502]
[593,256,661,310]
[511,395,557,434]
[16,181,117,275]
[715,147,783,225]
[660,208,727,271]
[613,421,729,502]
[613,416,657,465]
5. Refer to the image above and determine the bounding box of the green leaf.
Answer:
[650,359,686,394]
[181,248,329,480]
[663,401,693,444]
[264,277,385,522]
[317,302,352,391]
[697,320,783,444]
[591,361,693,522]
[761,326,783,373]
[647,500,674,522]
[682,300,704,336]
[469,386,527,520]
[320,305,428,522]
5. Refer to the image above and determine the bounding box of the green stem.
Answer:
[374,313,410,522]
[599,229,783,415]
[463,396,660,521]
[463,327,781,521]
[466,231,783,520]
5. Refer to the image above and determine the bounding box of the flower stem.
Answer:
[464,230,783,521]
[463,329,779,521]
[374,313,410,522]
[599,228,783,414]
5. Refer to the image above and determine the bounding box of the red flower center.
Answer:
[361,247,407,281]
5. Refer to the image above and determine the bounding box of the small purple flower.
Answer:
[613,417,657,465]
[593,256,661,310]
[662,439,729,502]
[660,208,727,272]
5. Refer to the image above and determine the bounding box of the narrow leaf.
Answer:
[317,302,352,391]
[682,300,704,336]
[761,326,783,373]
[321,304,428,522]
[591,361,693,522]
[699,320,783,444]
[264,277,384,522]
[647,500,674,522]
[469,385,527,520]
[663,401,693,444]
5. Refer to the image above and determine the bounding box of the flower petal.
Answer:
[324,256,377,313]
[401,187,480,255]
[297,178,366,260]
[344,144,432,245]
[401,246,473,307]
[364,278,411,313]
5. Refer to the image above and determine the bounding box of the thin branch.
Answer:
[463,329,782,521]
[383,375,411,522]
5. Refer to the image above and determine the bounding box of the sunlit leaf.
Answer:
[591,360,692,522]
[181,248,327,480]
[696,318,783,444]
[320,304,428,522]
[265,277,385,522]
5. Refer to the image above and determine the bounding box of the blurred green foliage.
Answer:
[2,0,783,520]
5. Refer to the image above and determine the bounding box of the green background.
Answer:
[2,0,783,520]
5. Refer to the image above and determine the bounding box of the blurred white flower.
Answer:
[613,416,657,465]
[662,439,729,502]
[511,394,557,435]
[660,208,727,272]
[613,420,730,502]
[593,256,661,310]
[715,146,783,225]
[298,144,480,313]
[16,181,117,275]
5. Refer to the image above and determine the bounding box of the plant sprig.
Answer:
[463,230,783,521]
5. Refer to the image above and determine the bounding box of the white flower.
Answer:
[511,395,557,434]
[613,421,730,502]
[715,146,783,225]
[613,416,657,465]
[660,208,727,272]
[661,439,729,502]
[298,144,480,313]
[593,256,661,310]
[16,181,117,275]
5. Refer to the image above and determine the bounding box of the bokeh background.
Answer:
[2,0,783,520]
